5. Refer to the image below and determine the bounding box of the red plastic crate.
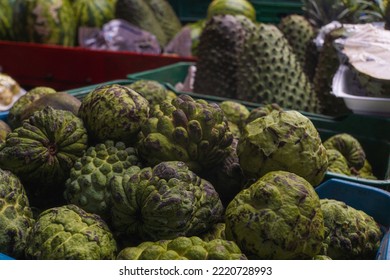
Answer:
[0,41,196,91]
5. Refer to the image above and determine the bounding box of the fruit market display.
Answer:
[0,77,387,260]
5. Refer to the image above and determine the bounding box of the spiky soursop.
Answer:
[78,84,149,145]
[0,169,35,259]
[25,204,117,260]
[136,95,233,174]
[117,236,246,260]
[110,161,224,242]
[238,110,328,186]
[26,0,76,46]
[320,199,383,259]
[7,86,56,129]
[278,14,318,81]
[0,107,88,207]
[225,171,325,259]
[236,23,321,113]
[194,14,256,99]
[64,140,142,220]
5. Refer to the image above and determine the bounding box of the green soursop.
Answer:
[320,199,383,259]
[194,14,256,99]
[64,140,143,221]
[110,161,224,242]
[136,95,233,174]
[78,84,149,145]
[0,169,35,259]
[278,14,318,82]
[236,23,321,113]
[245,103,283,124]
[225,171,325,259]
[117,236,247,260]
[238,110,328,186]
[25,204,117,260]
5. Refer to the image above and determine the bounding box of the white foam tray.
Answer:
[332,65,390,117]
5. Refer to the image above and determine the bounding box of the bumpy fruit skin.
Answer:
[127,80,168,106]
[323,133,366,170]
[0,107,88,202]
[219,100,250,129]
[326,149,351,176]
[7,86,56,129]
[201,138,245,208]
[0,169,35,259]
[200,223,226,242]
[78,84,149,145]
[0,120,11,144]
[238,110,328,186]
[64,140,142,220]
[110,161,224,241]
[353,160,377,180]
[245,103,283,124]
[320,199,383,260]
[117,236,247,260]
[225,171,325,260]
[25,204,117,260]
[313,255,332,260]
[136,95,233,173]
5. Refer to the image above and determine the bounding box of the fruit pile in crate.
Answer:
[0,79,389,260]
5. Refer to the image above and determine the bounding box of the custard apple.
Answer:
[320,199,383,260]
[78,84,150,145]
[136,95,233,173]
[323,133,366,170]
[64,140,143,220]
[25,204,117,260]
[225,171,325,259]
[110,161,224,241]
[0,107,88,207]
[117,236,247,260]
[0,169,35,259]
[7,86,56,129]
[238,110,328,186]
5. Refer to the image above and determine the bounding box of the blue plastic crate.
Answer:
[0,253,14,260]
[316,178,390,260]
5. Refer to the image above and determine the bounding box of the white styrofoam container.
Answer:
[332,65,390,117]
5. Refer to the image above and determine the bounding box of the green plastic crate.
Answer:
[168,0,303,23]
[126,62,390,189]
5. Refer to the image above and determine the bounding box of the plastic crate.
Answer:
[168,0,303,23]
[0,253,14,260]
[315,178,390,260]
[0,40,196,92]
[127,62,390,189]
